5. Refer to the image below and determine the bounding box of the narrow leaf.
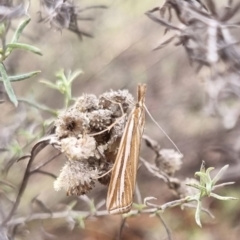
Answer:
[0,71,40,82]
[210,193,238,201]
[40,80,59,90]
[212,165,229,185]
[213,182,235,189]
[56,69,67,84]
[77,217,85,228]
[11,18,31,43]
[67,200,78,210]
[18,98,58,116]
[6,43,42,56]
[195,200,202,227]
[0,63,18,106]
[153,36,176,50]
[206,167,215,183]
[68,69,83,83]
[186,183,206,192]
[195,172,209,185]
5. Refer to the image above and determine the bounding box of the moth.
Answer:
[106,83,147,214]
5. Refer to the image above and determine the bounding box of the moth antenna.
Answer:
[97,167,113,179]
[144,104,182,154]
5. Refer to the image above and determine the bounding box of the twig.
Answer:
[135,181,142,204]
[1,136,53,226]
[30,152,61,173]
[0,180,15,189]
[156,213,172,240]
[30,170,57,179]
[118,217,127,240]
[77,5,108,13]
[6,208,160,227]
[183,204,215,219]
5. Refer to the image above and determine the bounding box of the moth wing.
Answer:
[107,107,144,214]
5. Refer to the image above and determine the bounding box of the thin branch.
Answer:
[118,217,127,240]
[77,5,108,13]
[30,170,57,179]
[135,181,142,204]
[6,201,214,231]
[0,180,15,189]
[30,152,61,173]
[156,213,172,240]
[6,208,160,227]
[1,137,53,226]
[183,204,215,219]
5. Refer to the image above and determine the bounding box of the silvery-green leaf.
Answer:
[11,18,31,43]
[212,165,229,185]
[68,69,83,83]
[206,167,215,181]
[77,217,85,228]
[56,69,67,83]
[40,80,59,90]
[0,63,18,106]
[185,183,205,191]
[210,192,238,201]
[213,182,235,189]
[0,71,40,82]
[132,203,146,211]
[6,43,42,56]
[18,98,57,116]
[195,172,209,185]
[144,196,157,205]
[195,200,202,227]
[67,200,78,210]
[205,182,213,196]
[89,200,96,213]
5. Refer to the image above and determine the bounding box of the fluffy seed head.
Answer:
[156,149,183,176]
[53,88,134,196]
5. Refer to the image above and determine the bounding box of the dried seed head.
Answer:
[54,160,98,195]
[74,94,99,112]
[97,161,113,186]
[61,136,97,161]
[156,149,183,176]
[39,0,106,39]
[88,109,112,131]
[107,117,126,153]
[53,88,134,195]
[55,111,89,138]
[99,89,134,117]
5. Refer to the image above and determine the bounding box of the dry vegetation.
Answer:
[1,0,240,240]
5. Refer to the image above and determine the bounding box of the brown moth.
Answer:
[106,83,146,214]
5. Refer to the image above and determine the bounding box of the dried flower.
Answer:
[0,1,27,21]
[99,89,134,117]
[88,109,112,131]
[55,111,89,138]
[146,0,240,129]
[39,0,107,38]
[53,88,134,195]
[60,136,97,161]
[54,160,98,195]
[156,149,183,176]
[74,94,99,112]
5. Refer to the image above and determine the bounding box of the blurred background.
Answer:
[1,0,240,239]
